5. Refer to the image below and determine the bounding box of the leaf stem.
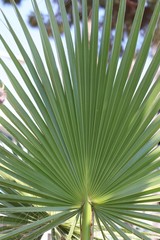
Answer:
[81,200,93,240]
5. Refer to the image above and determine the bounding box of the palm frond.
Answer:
[0,0,160,239]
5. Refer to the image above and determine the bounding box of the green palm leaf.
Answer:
[0,0,160,239]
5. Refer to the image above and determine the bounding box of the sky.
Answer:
[0,1,44,52]
[0,0,72,91]
[0,0,50,84]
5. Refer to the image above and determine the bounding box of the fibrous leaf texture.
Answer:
[0,0,160,239]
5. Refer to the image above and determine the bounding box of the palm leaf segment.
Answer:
[0,0,160,239]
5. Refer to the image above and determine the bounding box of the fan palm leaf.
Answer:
[0,0,160,239]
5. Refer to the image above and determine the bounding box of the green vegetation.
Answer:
[0,0,160,239]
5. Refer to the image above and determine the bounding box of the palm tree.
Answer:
[0,0,160,239]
